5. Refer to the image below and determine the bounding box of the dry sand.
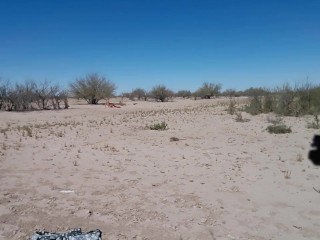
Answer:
[0,98,319,240]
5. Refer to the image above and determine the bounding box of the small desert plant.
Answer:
[22,125,32,137]
[267,124,292,134]
[245,94,263,115]
[235,112,249,122]
[0,127,10,134]
[227,98,236,115]
[283,170,291,179]
[72,160,79,166]
[296,153,303,162]
[267,115,283,125]
[149,121,168,130]
[56,131,64,137]
[307,114,320,129]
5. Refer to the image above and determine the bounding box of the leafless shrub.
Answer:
[70,73,116,104]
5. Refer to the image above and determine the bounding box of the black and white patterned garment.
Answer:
[31,228,102,240]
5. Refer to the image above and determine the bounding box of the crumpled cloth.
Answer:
[31,228,102,240]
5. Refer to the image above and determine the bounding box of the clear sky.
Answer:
[0,0,319,94]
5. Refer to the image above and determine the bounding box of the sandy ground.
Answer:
[0,98,319,240]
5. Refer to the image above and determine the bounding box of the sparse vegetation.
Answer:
[267,115,283,125]
[296,153,303,162]
[267,124,292,134]
[72,160,79,166]
[283,170,291,179]
[245,82,320,117]
[227,98,236,115]
[149,121,168,130]
[235,112,249,122]
[0,79,68,111]
[307,115,320,129]
[21,125,33,137]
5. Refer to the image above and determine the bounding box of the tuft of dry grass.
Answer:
[283,170,291,179]
[21,125,32,137]
[296,153,303,162]
[72,160,79,166]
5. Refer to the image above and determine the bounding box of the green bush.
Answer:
[245,83,320,117]
[267,124,292,134]
[149,122,168,130]
[245,95,263,115]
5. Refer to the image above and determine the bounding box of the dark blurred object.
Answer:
[32,228,102,240]
[309,135,320,166]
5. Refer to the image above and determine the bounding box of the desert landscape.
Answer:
[0,98,319,240]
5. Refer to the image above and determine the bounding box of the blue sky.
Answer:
[0,0,319,94]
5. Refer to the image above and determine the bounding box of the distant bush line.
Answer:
[0,80,69,111]
[244,83,320,116]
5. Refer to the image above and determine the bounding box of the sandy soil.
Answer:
[0,98,319,240]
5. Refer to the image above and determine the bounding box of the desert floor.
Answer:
[0,98,319,240]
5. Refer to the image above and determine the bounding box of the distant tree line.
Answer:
[0,79,69,111]
[123,82,222,102]
[1,73,319,117]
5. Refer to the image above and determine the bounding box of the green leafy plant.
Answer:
[149,122,168,130]
[267,124,292,134]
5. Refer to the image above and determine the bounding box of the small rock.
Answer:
[200,218,207,224]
